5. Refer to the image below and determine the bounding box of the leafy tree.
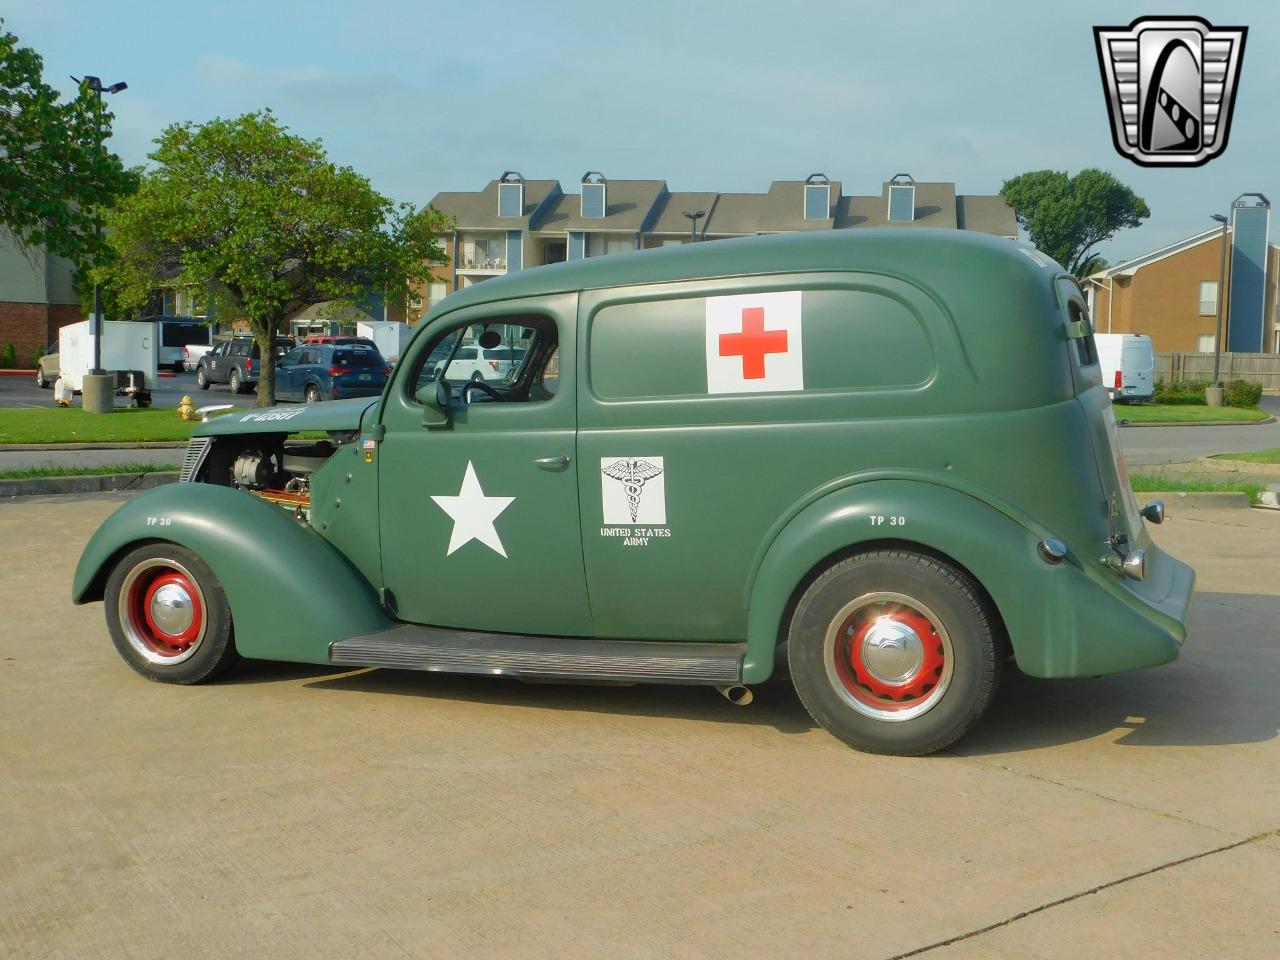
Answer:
[96,110,450,405]
[0,20,137,264]
[1001,169,1149,278]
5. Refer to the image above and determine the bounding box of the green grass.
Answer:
[0,407,198,444]
[1118,404,1270,424]
[0,462,179,480]
[1130,473,1263,503]
[1212,447,1280,464]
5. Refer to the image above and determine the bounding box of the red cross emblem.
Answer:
[718,307,789,380]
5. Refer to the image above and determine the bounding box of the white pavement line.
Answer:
[881,828,1280,960]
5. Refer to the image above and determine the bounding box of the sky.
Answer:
[7,0,1277,264]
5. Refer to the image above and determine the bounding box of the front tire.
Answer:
[36,368,48,388]
[788,549,1001,755]
[305,384,321,404]
[104,543,240,684]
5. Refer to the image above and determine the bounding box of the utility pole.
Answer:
[1207,213,1229,406]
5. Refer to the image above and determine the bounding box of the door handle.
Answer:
[533,456,571,467]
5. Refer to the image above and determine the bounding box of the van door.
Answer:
[375,294,592,636]
[1122,336,1155,400]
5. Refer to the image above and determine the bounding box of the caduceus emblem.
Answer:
[601,458,663,522]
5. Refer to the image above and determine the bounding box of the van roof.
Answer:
[429,228,1059,316]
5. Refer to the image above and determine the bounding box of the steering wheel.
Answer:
[462,379,505,403]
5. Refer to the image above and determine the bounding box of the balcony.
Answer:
[457,256,507,276]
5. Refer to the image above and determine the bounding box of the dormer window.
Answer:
[888,173,915,222]
[803,173,830,221]
[581,171,607,219]
[498,171,524,219]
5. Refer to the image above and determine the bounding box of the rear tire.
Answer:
[229,369,243,394]
[196,367,209,390]
[305,384,321,404]
[104,543,240,684]
[788,549,1001,756]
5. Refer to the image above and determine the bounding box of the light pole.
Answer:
[1210,213,1229,397]
[683,210,705,243]
[71,75,127,412]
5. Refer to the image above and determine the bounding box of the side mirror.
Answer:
[416,379,451,428]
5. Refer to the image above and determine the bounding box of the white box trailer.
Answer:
[1094,333,1155,403]
[58,319,159,404]
[356,321,412,364]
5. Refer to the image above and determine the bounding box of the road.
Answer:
[1118,394,1280,466]
[1,494,1277,959]
[0,370,259,410]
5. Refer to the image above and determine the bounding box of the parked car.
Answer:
[275,342,392,403]
[183,343,213,372]
[35,343,59,388]
[1094,333,1155,403]
[72,230,1193,756]
[301,335,377,347]
[195,336,295,393]
[432,343,526,382]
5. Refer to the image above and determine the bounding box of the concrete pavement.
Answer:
[0,495,1277,959]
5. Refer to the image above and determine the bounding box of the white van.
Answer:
[1094,333,1154,403]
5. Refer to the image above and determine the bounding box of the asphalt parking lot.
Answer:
[1,495,1277,959]
[0,369,259,410]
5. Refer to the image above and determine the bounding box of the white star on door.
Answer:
[430,461,516,558]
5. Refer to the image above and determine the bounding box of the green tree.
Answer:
[1001,169,1149,278]
[96,110,450,405]
[0,20,137,264]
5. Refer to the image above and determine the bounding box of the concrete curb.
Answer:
[1142,490,1252,509]
[0,471,178,498]
[1118,415,1276,428]
[1202,456,1280,476]
[0,441,188,451]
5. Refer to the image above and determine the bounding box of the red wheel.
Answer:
[826,593,952,721]
[119,560,208,663]
[105,544,239,683]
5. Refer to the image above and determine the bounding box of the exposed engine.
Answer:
[221,438,344,519]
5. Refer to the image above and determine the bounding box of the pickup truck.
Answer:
[183,343,213,372]
[195,336,295,393]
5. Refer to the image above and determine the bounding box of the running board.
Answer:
[330,625,745,685]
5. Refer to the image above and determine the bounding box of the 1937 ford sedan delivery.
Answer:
[73,230,1194,755]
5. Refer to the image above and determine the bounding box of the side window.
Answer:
[281,348,302,365]
[408,318,553,404]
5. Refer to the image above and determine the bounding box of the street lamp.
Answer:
[71,75,127,385]
[1210,213,1229,393]
[683,210,705,243]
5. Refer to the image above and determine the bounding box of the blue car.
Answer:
[275,342,391,403]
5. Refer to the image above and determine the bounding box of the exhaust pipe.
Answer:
[715,684,753,706]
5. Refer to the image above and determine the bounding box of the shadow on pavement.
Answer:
[957,590,1279,755]
[301,667,817,735]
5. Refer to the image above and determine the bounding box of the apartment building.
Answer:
[0,231,84,365]
[425,172,1018,310]
[1086,194,1279,354]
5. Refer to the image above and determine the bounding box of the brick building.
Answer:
[0,231,84,366]
[1085,194,1279,354]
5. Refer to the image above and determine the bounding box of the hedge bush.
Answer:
[1224,379,1263,409]
[1153,378,1208,405]
[0,343,16,369]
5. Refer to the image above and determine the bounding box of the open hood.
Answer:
[193,397,378,438]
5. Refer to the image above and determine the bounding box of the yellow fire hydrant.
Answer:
[177,395,196,421]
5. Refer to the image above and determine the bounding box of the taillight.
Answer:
[328,366,349,377]
[244,356,253,373]
[382,366,392,376]
[1114,370,1122,389]
[489,360,498,371]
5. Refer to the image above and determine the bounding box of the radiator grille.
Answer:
[179,437,212,483]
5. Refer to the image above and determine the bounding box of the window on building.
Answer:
[1197,334,1216,353]
[587,235,635,257]
[428,282,446,304]
[803,183,830,220]
[888,185,915,222]
[498,173,524,219]
[1199,281,1218,315]
[581,173,607,219]
[462,236,505,270]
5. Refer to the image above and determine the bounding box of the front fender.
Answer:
[741,479,1183,684]
[73,483,393,663]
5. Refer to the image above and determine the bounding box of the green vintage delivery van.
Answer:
[73,230,1194,755]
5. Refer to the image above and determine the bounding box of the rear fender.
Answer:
[73,483,392,663]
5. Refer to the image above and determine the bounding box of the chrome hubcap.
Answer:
[150,582,195,636]
[860,618,925,685]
